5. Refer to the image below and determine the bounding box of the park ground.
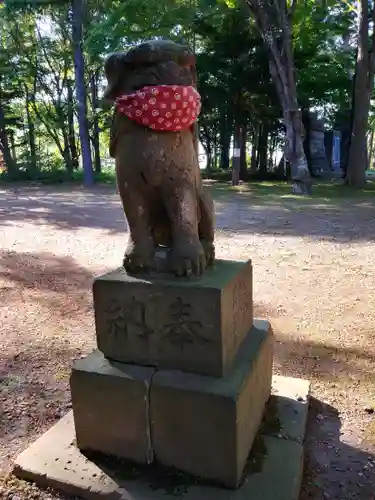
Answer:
[1,180,375,499]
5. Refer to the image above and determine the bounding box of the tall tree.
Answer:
[346,0,375,187]
[5,0,95,185]
[0,10,22,177]
[71,0,94,185]
[90,69,102,173]
[240,0,312,194]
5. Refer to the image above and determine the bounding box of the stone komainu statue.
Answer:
[104,40,215,277]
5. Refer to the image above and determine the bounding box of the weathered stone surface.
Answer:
[267,375,310,444]
[231,436,303,500]
[150,320,273,488]
[13,412,122,500]
[13,374,308,500]
[70,350,155,463]
[104,39,214,278]
[303,111,330,177]
[93,259,253,377]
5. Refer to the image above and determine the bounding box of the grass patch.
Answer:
[76,168,116,185]
[2,164,375,208]
[0,167,117,185]
[209,180,375,207]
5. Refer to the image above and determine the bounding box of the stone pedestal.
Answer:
[13,374,310,500]
[70,351,155,464]
[150,320,273,487]
[68,258,273,489]
[93,259,253,377]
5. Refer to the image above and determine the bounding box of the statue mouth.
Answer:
[115,85,201,132]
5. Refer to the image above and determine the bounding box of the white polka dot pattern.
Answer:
[115,85,201,132]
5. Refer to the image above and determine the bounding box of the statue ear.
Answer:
[103,52,131,102]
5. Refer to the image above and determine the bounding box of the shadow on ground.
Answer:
[274,336,375,386]
[1,250,375,498]
[0,250,94,292]
[0,342,82,475]
[300,398,375,500]
[0,251,95,473]
[0,185,127,234]
[1,183,375,241]
[0,344,80,429]
[0,250,94,319]
[273,335,375,499]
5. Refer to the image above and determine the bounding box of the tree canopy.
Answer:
[0,0,367,186]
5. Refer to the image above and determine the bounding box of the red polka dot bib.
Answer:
[115,85,201,132]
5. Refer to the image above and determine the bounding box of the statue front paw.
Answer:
[200,239,215,267]
[123,239,154,273]
[170,239,206,277]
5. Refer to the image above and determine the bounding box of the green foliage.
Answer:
[85,0,195,58]
[224,179,375,202]
[0,165,117,184]
[0,0,361,183]
[5,0,66,7]
[292,0,354,115]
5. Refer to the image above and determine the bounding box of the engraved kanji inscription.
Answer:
[105,297,154,340]
[162,297,209,351]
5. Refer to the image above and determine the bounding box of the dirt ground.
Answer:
[0,183,375,500]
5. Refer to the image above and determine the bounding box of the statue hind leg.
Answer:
[198,187,215,266]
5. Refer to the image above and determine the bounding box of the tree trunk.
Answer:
[63,131,74,173]
[90,69,101,174]
[255,123,263,172]
[258,123,268,178]
[0,103,17,176]
[206,151,212,171]
[25,90,38,177]
[232,124,242,185]
[71,0,94,186]
[67,79,79,169]
[276,155,287,180]
[199,125,213,172]
[268,134,277,170]
[9,130,17,163]
[239,126,247,180]
[346,0,375,187]
[284,109,309,190]
[245,0,312,194]
[205,143,213,172]
[250,125,259,172]
[368,129,374,169]
[342,32,357,178]
[213,126,219,169]
[55,100,74,173]
[219,109,232,170]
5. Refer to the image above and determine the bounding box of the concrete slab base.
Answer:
[13,375,310,500]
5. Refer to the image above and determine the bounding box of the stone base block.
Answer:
[12,374,310,500]
[93,259,253,377]
[150,319,273,488]
[70,350,155,464]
